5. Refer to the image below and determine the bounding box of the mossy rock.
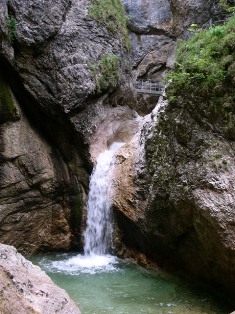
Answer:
[0,73,18,123]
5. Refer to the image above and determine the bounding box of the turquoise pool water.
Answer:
[30,253,232,314]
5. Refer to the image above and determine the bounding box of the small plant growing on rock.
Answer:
[6,15,17,43]
[218,0,235,12]
[166,13,235,139]
[166,14,235,99]
[90,54,121,93]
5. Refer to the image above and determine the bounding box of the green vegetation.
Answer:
[166,13,235,138]
[218,0,235,12]
[167,15,235,94]
[0,73,17,123]
[166,14,235,102]
[6,15,17,43]
[90,54,121,92]
[88,0,130,49]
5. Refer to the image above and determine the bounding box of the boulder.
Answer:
[0,243,81,314]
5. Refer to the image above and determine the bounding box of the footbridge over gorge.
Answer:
[135,80,164,96]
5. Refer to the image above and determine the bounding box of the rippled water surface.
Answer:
[30,253,232,314]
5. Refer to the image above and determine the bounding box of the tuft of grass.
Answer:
[218,0,235,12]
[88,0,130,49]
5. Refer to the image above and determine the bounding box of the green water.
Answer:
[30,253,232,314]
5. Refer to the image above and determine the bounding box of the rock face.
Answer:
[0,70,86,254]
[1,0,127,116]
[0,243,81,314]
[112,0,235,297]
[113,95,235,296]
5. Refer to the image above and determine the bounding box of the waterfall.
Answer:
[45,142,124,274]
[84,142,124,256]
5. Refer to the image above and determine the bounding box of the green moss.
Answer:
[0,73,17,123]
[88,0,130,49]
[90,54,121,92]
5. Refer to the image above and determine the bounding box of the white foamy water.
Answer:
[84,142,124,256]
[39,254,119,275]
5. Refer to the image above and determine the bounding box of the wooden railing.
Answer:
[135,80,164,95]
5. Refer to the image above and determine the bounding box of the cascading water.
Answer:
[84,142,124,255]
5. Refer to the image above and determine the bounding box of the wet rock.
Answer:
[0,243,81,314]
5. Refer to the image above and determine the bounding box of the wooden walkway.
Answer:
[135,80,164,95]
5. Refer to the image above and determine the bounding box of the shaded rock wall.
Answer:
[0,75,85,254]
[0,243,81,313]
[143,96,235,294]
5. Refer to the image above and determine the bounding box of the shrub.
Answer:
[166,13,235,138]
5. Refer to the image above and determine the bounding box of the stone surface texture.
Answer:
[0,243,81,314]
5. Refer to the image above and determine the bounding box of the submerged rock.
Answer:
[0,243,81,314]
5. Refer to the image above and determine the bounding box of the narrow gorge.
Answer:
[0,0,235,313]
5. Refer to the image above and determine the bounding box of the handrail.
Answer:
[135,80,164,95]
